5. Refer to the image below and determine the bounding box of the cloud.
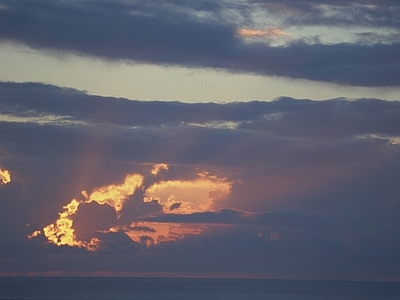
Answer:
[85,173,144,214]
[252,0,400,28]
[3,82,400,139]
[26,158,232,250]
[42,199,82,248]
[239,97,400,138]
[0,168,11,184]
[144,173,232,213]
[140,208,335,230]
[72,202,117,242]
[1,82,400,279]
[0,1,399,86]
[237,28,291,38]
[150,163,168,175]
[36,172,143,249]
[129,225,156,233]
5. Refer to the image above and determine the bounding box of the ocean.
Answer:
[1,277,399,300]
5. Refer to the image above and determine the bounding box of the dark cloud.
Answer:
[240,97,400,138]
[141,208,335,230]
[1,82,400,280]
[0,1,399,86]
[168,225,277,257]
[94,231,139,253]
[252,0,400,28]
[129,226,156,233]
[2,82,400,137]
[72,202,117,242]
[121,195,163,220]
[169,203,182,211]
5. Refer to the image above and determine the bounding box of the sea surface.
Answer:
[1,277,400,300]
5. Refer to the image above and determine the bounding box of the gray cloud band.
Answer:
[0,0,399,86]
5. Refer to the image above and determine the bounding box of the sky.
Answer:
[0,0,400,281]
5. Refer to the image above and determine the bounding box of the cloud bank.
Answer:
[1,82,400,280]
[0,0,399,86]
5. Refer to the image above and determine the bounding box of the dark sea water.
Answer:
[1,277,399,300]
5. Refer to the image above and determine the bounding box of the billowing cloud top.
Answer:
[1,82,400,280]
[0,0,399,86]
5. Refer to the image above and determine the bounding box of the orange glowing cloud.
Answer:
[32,172,144,249]
[144,173,231,214]
[0,168,11,184]
[40,198,101,251]
[42,199,82,247]
[121,221,206,245]
[151,163,169,175]
[85,173,144,213]
[30,164,231,250]
[237,28,291,38]
[27,230,41,239]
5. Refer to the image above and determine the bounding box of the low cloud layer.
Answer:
[0,0,399,86]
[1,82,400,280]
